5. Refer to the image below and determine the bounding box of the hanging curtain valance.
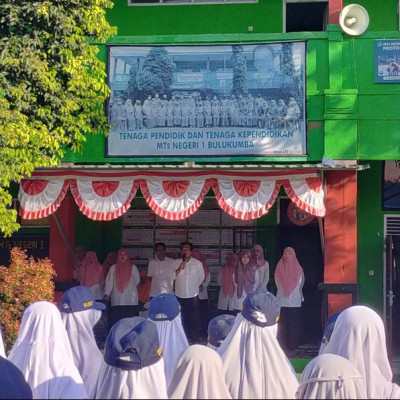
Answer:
[18,169,326,221]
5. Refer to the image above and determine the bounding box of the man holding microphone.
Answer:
[172,241,205,344]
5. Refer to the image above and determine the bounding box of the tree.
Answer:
[0,247,56,352]
[0,0,117,237]
[136,47,175,99]
[231,45,248,98]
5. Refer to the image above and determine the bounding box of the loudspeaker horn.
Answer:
[339,4,369,36]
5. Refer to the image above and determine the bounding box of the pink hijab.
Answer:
[79,251,104,288]
[191,249,209,281]
[274,247,303,297]
[115,248,132,293]
[235,249,257,297]
[221,252,239,298]
[250,244,266,268]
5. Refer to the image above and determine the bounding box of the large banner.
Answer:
[106,42,306,157]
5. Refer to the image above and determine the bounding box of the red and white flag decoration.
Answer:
[282,177,326,217]
[69,179,139,221]
[212,178,281,220]
[140,178,211,220]
[18,179,70,219]
[17,170,326,221]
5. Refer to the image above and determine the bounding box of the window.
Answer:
[285,0,328,33]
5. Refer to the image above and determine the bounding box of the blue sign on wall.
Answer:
[375,40,400,83]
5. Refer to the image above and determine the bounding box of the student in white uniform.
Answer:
[103,248,140,333]
[95,316,167,399]
[8,301,88,399]
[60,285,106,399]
[168,344,232,399]
[274,246,305,352]
[324,305,400,399]
[207,314,236,351]
[250,244,270,290]
[296,353,367,399]
[218,289,299,399]
[148,293,189,388]
[217,252,240,316]
[147,242,175,299]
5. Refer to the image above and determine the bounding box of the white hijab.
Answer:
[217,313,299,399]
[149,314,189,387]
[324,305,400,399]
[61,308,103,398]
[94,316,168,399]
[8,301,87,399]
[296,353,367,399]
[95,357,167,399]
[168,344,232,399]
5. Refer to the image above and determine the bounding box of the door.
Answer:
[384,215,400,364]
[277,198,324,347]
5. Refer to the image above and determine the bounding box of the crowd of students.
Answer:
[1,283,400,399]
[1,240,400,399]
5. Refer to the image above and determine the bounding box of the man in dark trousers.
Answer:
[172,241,204,343]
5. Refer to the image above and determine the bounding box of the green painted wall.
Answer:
[358,160,385,310]
[107,0,282,37]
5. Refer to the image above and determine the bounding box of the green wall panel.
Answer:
[107,0,282,36]
[359,120,400,159]
[357,160,384,310]
[324,119,357,159]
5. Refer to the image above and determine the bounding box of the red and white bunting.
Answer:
[140,178,211,220]
[282,177,326,217]
[212,178,281,220]
[17,171,326,221]
[18,179,70,219]
[69,179,139,221]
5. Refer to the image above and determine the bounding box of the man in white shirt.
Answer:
[148,242,175,300]
[172,241,204,344]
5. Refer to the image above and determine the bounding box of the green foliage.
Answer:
[0,0,117,236]
[0,247,56,353]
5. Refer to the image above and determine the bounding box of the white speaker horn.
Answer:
[339,4,369,36]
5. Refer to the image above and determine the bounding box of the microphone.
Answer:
[182,254,186,261]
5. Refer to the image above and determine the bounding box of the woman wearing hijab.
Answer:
[218,289,299,399]
[103,248,140,333]
[324,305,400,399]
[8,301,88,399]
[250,244,270,291]
[95,316,168,399]
[274,246,305,352]
[60,286,106,399]
[217,252,240,316]
[234,249,258,312]
[168,344,232,399]
[148,293,189,388]
[79,250,105,300]
[191,249,210,341]
[296,353,367,399]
